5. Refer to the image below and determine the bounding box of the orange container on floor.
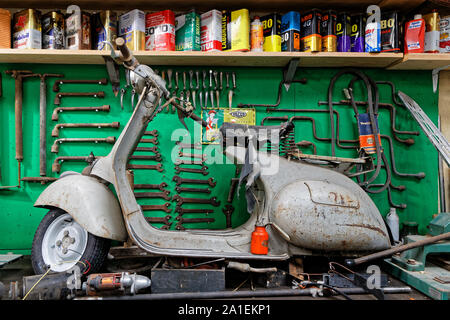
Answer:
[0,9,11,48]
[250,225,269,255]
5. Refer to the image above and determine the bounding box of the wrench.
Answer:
[130,154,162,162]
[210,90,215,108]
[196,71,200,90]
[140,137,158,144]
[175,206,214,215]
[174,165,209,175]
[145,215,172,224]
[134,182,168,191]
[175,159,204,166]
[143,129,159,137]
[172,194,220,206]
[134,146,159,153]
[178,152,206,160]
[176,186,211,194]
[127,163,163,172]
[135,191,171,201]
[176,141,202,149]
[172,175,216,187]
[176,218,216,230]
[141,203,171,213]
[223,204,234,228]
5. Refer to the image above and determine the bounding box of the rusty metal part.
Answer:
[141,203,171,213]
[296,140,317,155]
[21,176,57,184]
[174,165,209,175]
[175,186,211,194]
[172,194,220,207]
[52,122,120,137]
[178,152,206,160]
[129,154,162,162]
[52,154,99,173]
[261,115,289,126]
[143,130,158,137]
[175,141,201,150]
[139,137,158,145]
[223,204,234,228]
[174,159,204,166]
[51,136,116,153]
[134,182,168,191]
[53,91,105,105]
[227,178,240,203]
[127,164,163,172]
[345,232,450,267]
[145,215,172,224]
[134,191,171,201]
[175,218,216,230]
[175,206,214,215]
[134,146,159,153]
[172,175,216,187]
[52,105,110,121]
[52,78,108,92]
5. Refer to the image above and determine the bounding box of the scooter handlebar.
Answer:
[115,37,135,66]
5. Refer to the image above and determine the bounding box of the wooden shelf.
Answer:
[0,49,403,68]
[387,53,450,70]
[0,0,426,12]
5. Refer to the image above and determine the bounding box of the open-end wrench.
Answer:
[127,163,163,172]
[172,175,216,187]
[134,146,159,153]
[175,206,214,215]
[134,182,168,191]
[172,194,220,206]
[134,191,171,201]
[141,203,171,213]
[176,186,211,194]
[175,159,204,166]
[130,154,162,162]
[213,71,219,107]
[176,218,215,230]
[178,152,206,160]
[223,204,234,228]
[176,141,202,149]
[139,137,158,144]
[145,215,172,224]
[175,165,209,175]
[143,129,159,137]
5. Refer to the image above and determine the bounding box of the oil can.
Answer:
[119,9,145,51]
[92,10,118,50]
[13,9,41,49]
[145,10,175,51]
[301,9,322,52]
[281,11,300,52]
[42,11,64,49]
[261,13,281,52]
[321,10,337,52]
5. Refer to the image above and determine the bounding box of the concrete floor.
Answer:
[0,255,430,300]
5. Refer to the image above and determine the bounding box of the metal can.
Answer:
[381,11,400,52]
[250,16,264,52]
[13,9,42,49]
[222,9,250,52]
[261,13,282,52]
[175,11,201,51]
[281,11,301,52]
[119,9,145,51]
[92,10,117,51]
[146,10,175,51]
[350,13,365,52]
[440,15,450,53]
[424,10,440,53]
[42,11,65,49]
[200,9,222,51]
[65,7,91,50]
[321,10,337,52]
[336,12,351,52]
[301,9,322,52]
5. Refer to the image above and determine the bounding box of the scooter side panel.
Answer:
[34,173,127,241]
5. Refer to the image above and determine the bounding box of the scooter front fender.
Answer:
[34,172,127,241]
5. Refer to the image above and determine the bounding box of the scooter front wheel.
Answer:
[31,209,111,275]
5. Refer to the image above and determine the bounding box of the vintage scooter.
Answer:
[30,38,391,274]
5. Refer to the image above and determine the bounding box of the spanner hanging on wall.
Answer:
[103,56,120,97]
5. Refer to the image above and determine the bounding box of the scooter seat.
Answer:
[220,121,294,145]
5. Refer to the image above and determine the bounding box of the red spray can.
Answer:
[404,14,425,53]
[250,225,269,255]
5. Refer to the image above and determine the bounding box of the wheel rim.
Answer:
[41,213,88,272]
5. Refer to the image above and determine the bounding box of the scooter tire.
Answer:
[31,209,111,275]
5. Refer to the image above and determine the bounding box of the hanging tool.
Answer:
[2,70,39,189]
[173,71,179,113]
[54,92,105,105]
[175,218,216,230]
[52,105,110,121]
[190,70,196,109]
[103,56,120,96]
[120,69,131,110]
[141,203,172,213]
[51,136,116,153]
[52,153,99,173]
[127,163,164,172]
[223,204,234,228]
[52,78,107,92]
[38,73,64,176]
[52,122,120,137]
[214,71,219,108]
[166,69,173,113]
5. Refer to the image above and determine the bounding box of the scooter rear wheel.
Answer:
[31,209,111,275]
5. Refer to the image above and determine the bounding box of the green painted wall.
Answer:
[0,63,439,254]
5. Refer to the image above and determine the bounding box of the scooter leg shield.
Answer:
[34,172,127,241]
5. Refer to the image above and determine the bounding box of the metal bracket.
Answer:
[432,64,450,93]
[283,58,300,92]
